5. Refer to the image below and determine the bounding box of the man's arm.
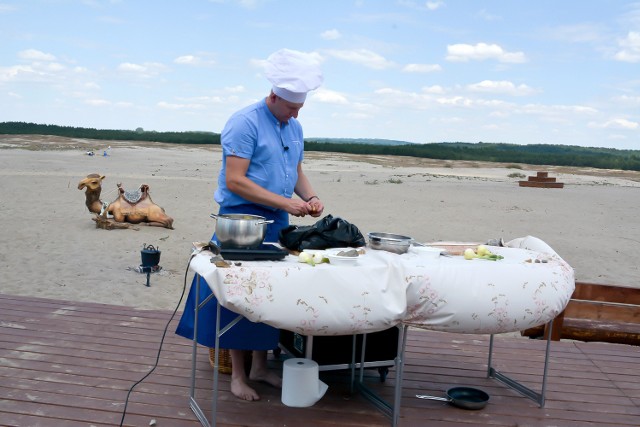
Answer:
[294,163,324,217]
[225,156,313,217]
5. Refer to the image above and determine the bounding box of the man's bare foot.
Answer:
[249,368,282,388]
[230,377,260,401]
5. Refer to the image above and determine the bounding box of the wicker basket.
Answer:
[209,348,253,374]
[209,348,232,374]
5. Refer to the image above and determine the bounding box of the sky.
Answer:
[1,1,640,150]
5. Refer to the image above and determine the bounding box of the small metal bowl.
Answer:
[368,232,413,254]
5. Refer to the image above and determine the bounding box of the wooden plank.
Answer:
[564,300,640,324]
[573,282,640,305]
[559,320,640,345]
[527,176,557,182]
[518,181,564,188]
[525,282,640,344]
[2,294,640,427]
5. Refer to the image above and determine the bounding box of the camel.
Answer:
[78,173,174,229]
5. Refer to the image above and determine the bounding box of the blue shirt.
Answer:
[214,98,305,211]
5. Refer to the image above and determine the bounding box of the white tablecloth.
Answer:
[189,236,574,336]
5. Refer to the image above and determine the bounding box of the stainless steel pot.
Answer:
[210,214,274,249]
[368,232,413,254]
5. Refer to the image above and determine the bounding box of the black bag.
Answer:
[278,214,366,251]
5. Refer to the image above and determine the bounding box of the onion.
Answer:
[299,252,312,263]
[476,245,490,256]
[464,248,477,260]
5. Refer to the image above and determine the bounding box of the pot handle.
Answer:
[415,394,450,402]
[209,214,273,225]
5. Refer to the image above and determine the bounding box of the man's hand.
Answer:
[307,198,324,217]
[284,198,324,217]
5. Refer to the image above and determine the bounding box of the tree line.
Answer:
[0,121,220,145]
[1,121,639,171]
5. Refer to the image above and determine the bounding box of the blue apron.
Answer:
[175,204,288,349]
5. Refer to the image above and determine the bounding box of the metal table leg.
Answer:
[487,320,553,407]
[354,324,408,427]
[188,273,243,427]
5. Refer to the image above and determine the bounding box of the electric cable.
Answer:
[118,250,198,426]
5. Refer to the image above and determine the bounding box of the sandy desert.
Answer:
[0,134,638,313]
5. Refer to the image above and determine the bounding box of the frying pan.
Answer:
[416,386,490,410]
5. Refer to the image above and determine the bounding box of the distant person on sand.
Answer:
[175,48,325,401]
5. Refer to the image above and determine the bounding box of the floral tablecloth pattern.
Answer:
[189,236,574,336]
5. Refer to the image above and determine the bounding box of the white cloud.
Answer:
[325,49,394,69]
[402,63,442,73]
[84,82,101,90]
[174,55,198,65]
[8,91,21,98]
[157,101,206,110]
[588,118,639,130]
[426,1,444,11]
[18,49,56,61]
[467,80,535,96]
[433,116,464,124]
[46,62,66,72]
[477,9,500,21]
[374,87,405,96]
[421,85,445,94]
[310,88,349,104]
[612,94,640,105]
[174,54,216,66]
[118,63,145,72]
[224,85,245,93]
[321,29,341,40]
[0,4,17,12]
[436,96,473,107]
[345,112,371,120]
[517,103,598,116]
[613,31,640,63]
[85,99,111,106]
[0,65,45,82]
[446,43,527,63]
[117,62,167,78]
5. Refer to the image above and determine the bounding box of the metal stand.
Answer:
[187,271,408,427]
[189,274,243,427]
[138,265,160,287]
[487,320,553,407]
[354,324,408,427]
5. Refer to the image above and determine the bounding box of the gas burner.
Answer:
[220,243,288,261]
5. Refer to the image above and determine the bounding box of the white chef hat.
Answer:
[264,48,323,103]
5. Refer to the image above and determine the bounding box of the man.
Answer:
[176,48,324,401]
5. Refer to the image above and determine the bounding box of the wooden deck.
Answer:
[1,293,639,427]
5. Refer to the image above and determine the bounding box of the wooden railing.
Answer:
[521,281,640,345]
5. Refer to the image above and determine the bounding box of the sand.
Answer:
[1,134,638,312]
